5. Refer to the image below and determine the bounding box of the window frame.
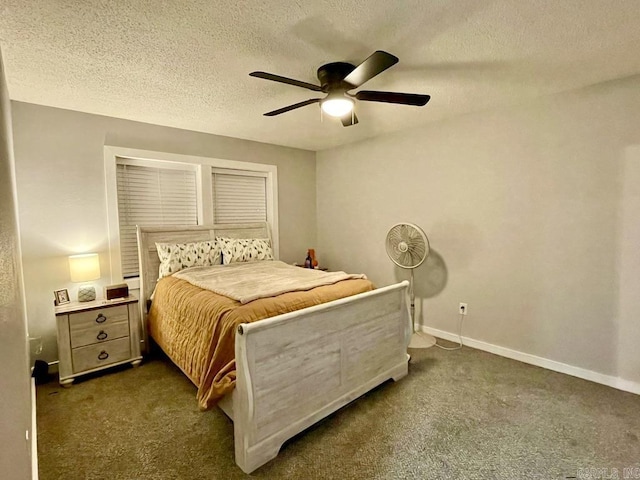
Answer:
[104,146,279,288]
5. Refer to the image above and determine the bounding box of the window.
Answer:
[212,170,267,224]
[105,147,278,285]
[117,163,198,278]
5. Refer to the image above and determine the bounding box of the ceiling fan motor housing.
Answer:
[317,62,356,92]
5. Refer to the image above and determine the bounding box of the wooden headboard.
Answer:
[136,222,272,347]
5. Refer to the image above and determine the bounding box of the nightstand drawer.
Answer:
[70,321,130,349]
[69,305,128,331]
[72,337,131,373]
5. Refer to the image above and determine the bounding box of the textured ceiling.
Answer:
[1,1,639,151]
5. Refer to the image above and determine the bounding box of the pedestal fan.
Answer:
[385,223,436,349]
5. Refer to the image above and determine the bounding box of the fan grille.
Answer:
[386,223,429,268]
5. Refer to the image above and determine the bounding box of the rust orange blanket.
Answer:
[148,275,374,410]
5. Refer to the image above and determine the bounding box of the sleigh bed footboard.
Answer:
[232,280,411,473]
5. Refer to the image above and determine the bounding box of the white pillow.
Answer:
[155,240,222,278]
[217,237,274,264]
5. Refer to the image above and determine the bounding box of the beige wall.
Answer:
[11,102,316,363]
[317,75,640,386]
[0,52,32,479]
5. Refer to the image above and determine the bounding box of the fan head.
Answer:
[386,223,430,269]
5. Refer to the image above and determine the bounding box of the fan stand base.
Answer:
[409,331,436,349]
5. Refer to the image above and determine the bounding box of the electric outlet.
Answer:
[459,303,468,315]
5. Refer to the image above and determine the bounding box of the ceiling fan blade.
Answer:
[340,112,359,127]
[263,98,320,116]
[343,51,399,88]
[355,90,430,106]
[250,71,322,92]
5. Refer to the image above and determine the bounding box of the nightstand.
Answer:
[54,296,142,387]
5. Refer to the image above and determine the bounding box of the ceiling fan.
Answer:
[249,50,430,127]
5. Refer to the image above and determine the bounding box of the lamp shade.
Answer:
[321,94,354,117]
[69,253,101,283]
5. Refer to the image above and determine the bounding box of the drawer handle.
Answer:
[96,330,108,341]
[97,351,109,361]
[95,314,107,324]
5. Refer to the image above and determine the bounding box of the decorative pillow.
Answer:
[217,237,274,264]
[155,240,222,277]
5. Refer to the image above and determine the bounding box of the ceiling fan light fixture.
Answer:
[321,94,354,117]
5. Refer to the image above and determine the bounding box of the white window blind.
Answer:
[212,172,267,224]
[117,163,198,277]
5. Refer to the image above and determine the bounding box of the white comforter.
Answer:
[173,260,367,304]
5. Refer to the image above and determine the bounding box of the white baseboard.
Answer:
[31,378,39,480]
[422,326,640,396]
[48,360,59,375]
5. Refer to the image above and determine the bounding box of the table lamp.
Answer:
[69,253,101,302]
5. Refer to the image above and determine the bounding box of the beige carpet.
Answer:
[36,343,640,479]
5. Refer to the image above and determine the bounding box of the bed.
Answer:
[137,223,411,473]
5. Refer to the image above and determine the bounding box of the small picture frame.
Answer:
[54,289,70,306]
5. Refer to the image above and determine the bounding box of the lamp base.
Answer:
[408,331,436,349]
[78,286,96,302]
